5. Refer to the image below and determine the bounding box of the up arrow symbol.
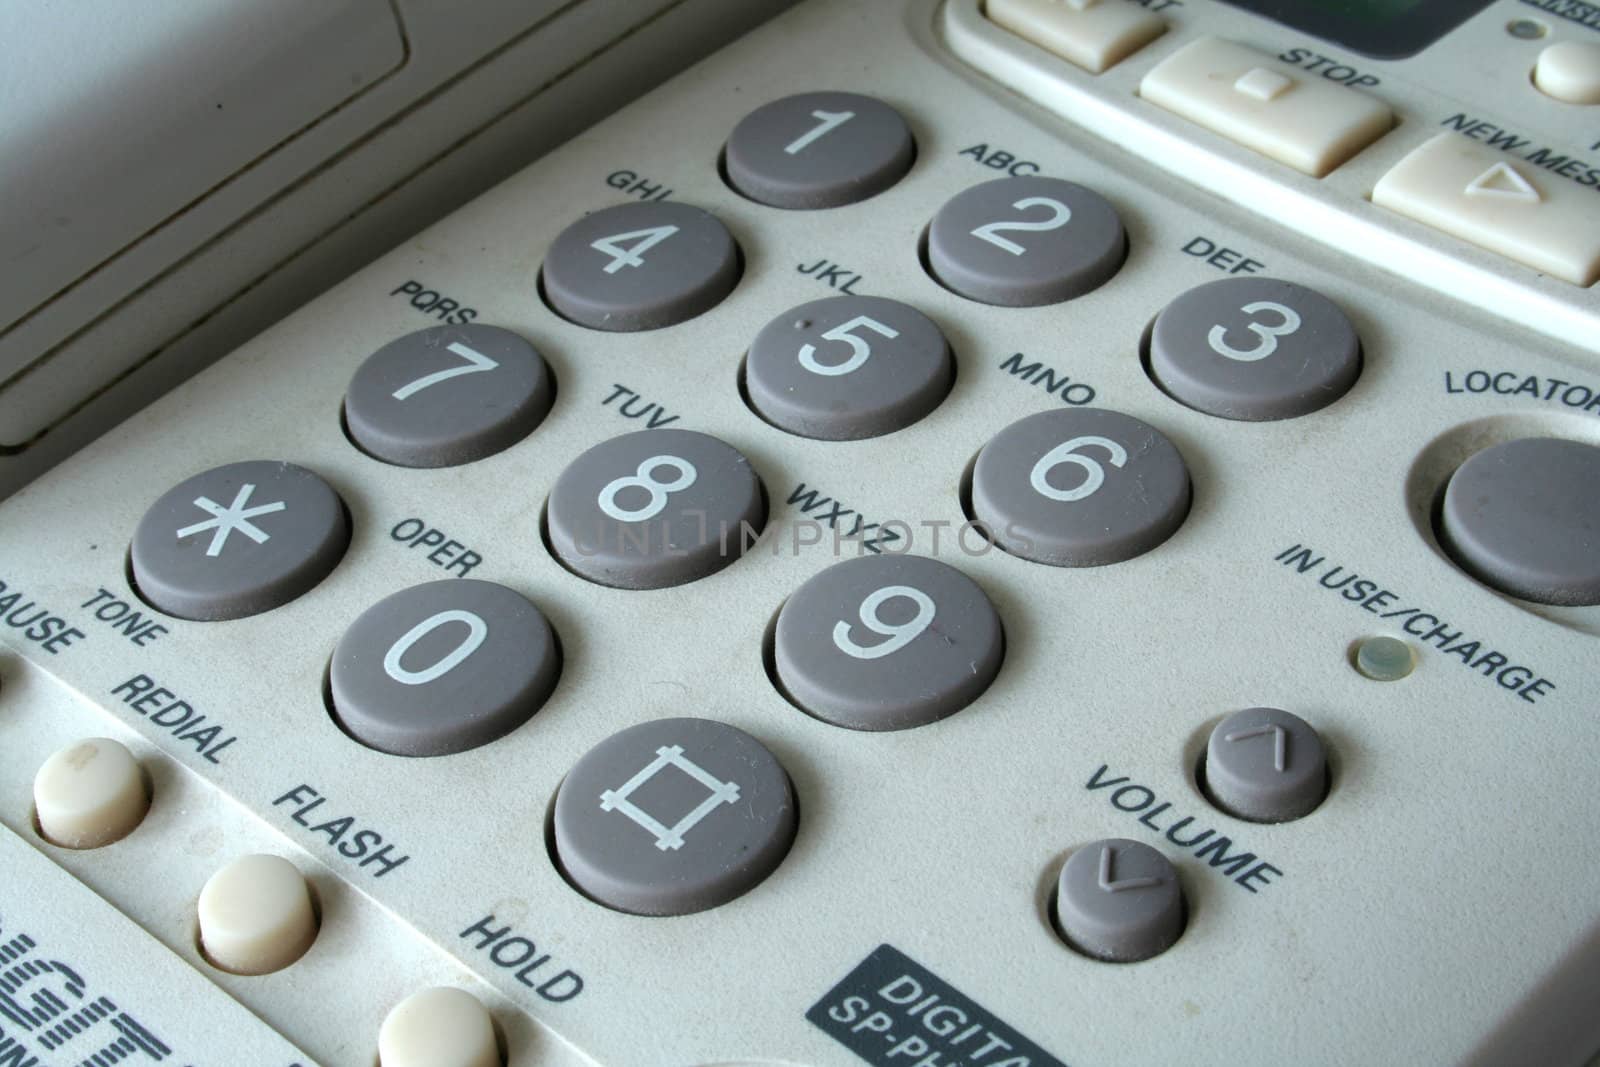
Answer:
[1097,846,1162,894]
[1224,723,1289,771]
[1465,162,1541,203]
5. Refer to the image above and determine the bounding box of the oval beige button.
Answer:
[33,738,149,848]
[1534,41,1600,105]
[379,987,499,1067]
[197,854,318,975]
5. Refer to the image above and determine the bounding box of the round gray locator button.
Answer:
[1149,277,1362,421]
[1205,707,1328,823]
[344,325,554,468]
[970,408,1191,567]
[1440,437,1600,606]
[927,175,1126,306]
[1056,839,1184,963]
[774,555,1004,731]
[131,460,349,621]
[725,91,915,209]
[546,428,766,589]
[541,201,739,332]
[553,717,797,915]
[745,295,954,440]
[331,580,560,757]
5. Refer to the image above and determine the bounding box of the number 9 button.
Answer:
[1149,277,1361,421]
[928,175,1126,306]
[745,295,953,440]
[972,408,1191,567]
[774,555,1004,731]
[330,579,561,757]
[546,428,766,589]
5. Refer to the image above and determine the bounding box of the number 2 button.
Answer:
[774,555,1004,731]
[971,408,1191,567]
[542,201,741,331]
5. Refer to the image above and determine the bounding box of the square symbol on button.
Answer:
[599,745,741,851]
[1234,67,1295,102]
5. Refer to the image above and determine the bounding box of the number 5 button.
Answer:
[972,409,1191,567]
[1149,277,1361,421]
[774,555,1004,731]
[330,579,561,756]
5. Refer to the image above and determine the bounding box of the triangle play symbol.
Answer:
[1465,161,1541,203]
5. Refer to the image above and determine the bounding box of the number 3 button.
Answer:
[330,580,561,756]
[774,555,1004,731]
[972,409,1191,567]
[1149,278,1361,421]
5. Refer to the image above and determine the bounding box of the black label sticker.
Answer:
[807,944,1066,1066]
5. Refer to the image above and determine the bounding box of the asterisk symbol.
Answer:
[175,483,286,557]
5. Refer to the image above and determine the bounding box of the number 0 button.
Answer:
[542,201,740,331]
[971,409,1191,567]
[344,325,553,467]
[927,176,1127,306]
[774,555,1004,731]
[546,429,766,589]
[1149,278,1361,421]
[725,91,915,209]
[745,296,954,440]
[330,579,560,757]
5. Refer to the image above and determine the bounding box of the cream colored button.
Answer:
[1535,41,1600,105]
[33,738,149,849]
[1141,37,1393,177]
[197,854,318,975]
[1373,132,1600,286]
[987,0,1166,74]
[379,988,499,1067]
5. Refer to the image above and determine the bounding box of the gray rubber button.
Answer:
[1056,839,1183,962]
[1440,437,1600,607]
[131,460,349,621]
[774,555,1004,731]
[745,296,953,440]
[725,91,915,210]
[553,717,796,915]
[330,579,559,757]
[1150,277,1362,421]
[1205,707,1328,822]
[546,429,766,589]
[971,408,1191,567]
[927,176,1126,306]
[344,325,553,468]
[541,201,739,331]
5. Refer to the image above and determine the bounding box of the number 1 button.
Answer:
[542,201,740,331]
[774,555,1004,731]
[928,176,1127,306]
[971,409,1191,567]
[344,325,554,467]
[725,91,915,209]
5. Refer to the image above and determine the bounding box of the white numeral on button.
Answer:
[798,315,899,377]
[391,342,500,400]
[970,197,1072,256]
[1030,436,1128,502]
[1207,301,1302,362]
[598,455,698,522]
[784,109,855,155]
[833,585,935,660]
[590,225,680,274]
[383,609,489,685]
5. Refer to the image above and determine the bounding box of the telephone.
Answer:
[1,0,1598,1064]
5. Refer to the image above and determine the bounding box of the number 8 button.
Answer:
[1149,277,1361,421]
[971,409,1191,567]
[774,555,1004,731]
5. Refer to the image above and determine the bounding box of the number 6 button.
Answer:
[542,201,740,331]
[1149,277,1361,421]
[773,555,1004,731]
[330,579,561,756]
[971,409,1191,567]
[546,429,766,589]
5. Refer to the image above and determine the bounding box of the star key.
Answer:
[132,461,349,621]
